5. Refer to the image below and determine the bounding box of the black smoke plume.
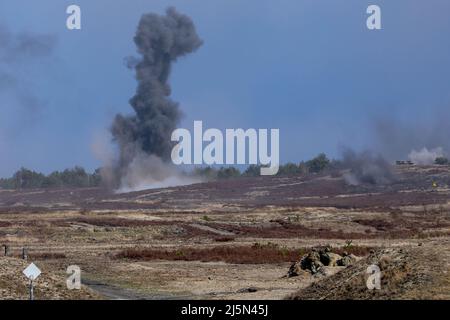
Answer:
[109,7,203,190]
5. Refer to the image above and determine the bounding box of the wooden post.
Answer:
[29,279,34,300]
[3,245,9,256]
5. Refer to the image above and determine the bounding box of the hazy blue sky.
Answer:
[0,0,449,176]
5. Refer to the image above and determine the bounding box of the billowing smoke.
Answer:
[109,7,203,191]
[340,148,395,185]
[408,147,444,165]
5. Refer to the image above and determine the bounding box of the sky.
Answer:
[0,0,450,176]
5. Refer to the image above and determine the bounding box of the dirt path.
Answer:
[188,223,236,236]
[82,278,196,300]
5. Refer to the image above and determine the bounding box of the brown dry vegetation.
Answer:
[115,243,374,264]
[209,221,369,239]
[0,165,449,299]
[28,252,67,260]
[68,217,175,228]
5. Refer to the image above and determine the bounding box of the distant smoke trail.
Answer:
[340,148,395,185]
[373,116,450,162]
[0,24,57,114]
[110,7,203,190]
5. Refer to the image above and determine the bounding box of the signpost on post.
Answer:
[23,263,41,300]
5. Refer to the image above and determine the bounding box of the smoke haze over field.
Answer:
[0,24,56,116]
[340,148,395,186]
[373,117,449,163]
[109,7,203,190]
[338,113,450,185]
[408,147,445,165]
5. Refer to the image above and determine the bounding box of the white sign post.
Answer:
[23,263,41,300]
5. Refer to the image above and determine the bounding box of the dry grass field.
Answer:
[0,165,449,300]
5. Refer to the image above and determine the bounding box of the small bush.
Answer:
[435,157,449,165]
[214,236,235,242]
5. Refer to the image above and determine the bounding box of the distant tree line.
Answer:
[435,157,449,165]
[0,167,102,189]
[2,153,448,189]
[0,154,333,189]
[194,154,450,180]
[194,153,335,179]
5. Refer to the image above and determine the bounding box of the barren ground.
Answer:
[0,165,449,300]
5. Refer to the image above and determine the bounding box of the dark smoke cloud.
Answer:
[340,148,395,185]
[110,7,203,188]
